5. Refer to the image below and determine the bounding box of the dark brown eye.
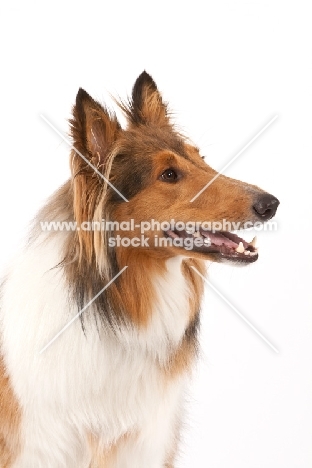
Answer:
[160,168,178,182]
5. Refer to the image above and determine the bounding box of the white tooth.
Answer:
[193,231,201,238]
[244,250,250,255]
[186,229,193,234]
[236,242,245,253]
[250,251,257,256]
[204,238,210,245]
[250,236,257,248]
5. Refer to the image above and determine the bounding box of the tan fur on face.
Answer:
[110,142,263,263]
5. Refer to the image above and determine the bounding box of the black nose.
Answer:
[253,194,279,221]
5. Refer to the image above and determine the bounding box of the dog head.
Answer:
[70,72,279,268]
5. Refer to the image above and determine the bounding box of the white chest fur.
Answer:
[1,241,190,467]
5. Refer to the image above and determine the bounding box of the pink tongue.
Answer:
[203,231,238,248]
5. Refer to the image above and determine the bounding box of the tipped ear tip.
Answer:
[134,71,157,91]
[140,70,152,80]
[76,88,92,105]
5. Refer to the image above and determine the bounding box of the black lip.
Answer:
[163,228,258,263]
[217,250,259,263]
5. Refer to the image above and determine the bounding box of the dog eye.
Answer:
[160,168,178,182]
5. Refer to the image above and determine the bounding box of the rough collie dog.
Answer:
[0,72,279,467]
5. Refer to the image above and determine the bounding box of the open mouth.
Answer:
[164,227,258,263]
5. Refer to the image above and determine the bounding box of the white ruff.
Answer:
[1,237,191,467]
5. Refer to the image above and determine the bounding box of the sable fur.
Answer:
[0,71,278,467]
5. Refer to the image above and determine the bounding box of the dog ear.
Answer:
[129,71,170,126]
[70,88,121,173]
[69,90,121,263]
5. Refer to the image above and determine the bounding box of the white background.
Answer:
[1,1,312,467]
